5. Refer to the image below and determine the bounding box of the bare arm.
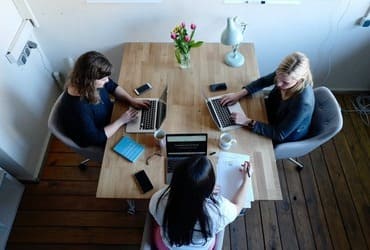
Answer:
[231,161,253,215]
[104,108,138,138]
[114,86,150,109]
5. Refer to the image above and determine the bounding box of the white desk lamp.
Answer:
[221,17,247,67]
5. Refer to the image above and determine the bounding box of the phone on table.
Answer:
[134,170,154,193]
[209,82,227,92]
[134,82,152,96]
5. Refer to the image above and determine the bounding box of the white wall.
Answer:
[0,0,60,180]
[28,0,370,91]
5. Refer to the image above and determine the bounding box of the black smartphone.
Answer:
[134,170,154,193]
[209,82,227,92]
[134,82,152,96]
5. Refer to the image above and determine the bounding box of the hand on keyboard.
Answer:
[230,112,250,126]
[120,108,139,124]
[131,98,151,109]
[220,89,248,106]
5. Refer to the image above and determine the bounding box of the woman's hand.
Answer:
[104,108,138,138]
[130,98,150,109]
[240,161,253,181]
[119,108,138,124]
[231,112,252,126]
[220,89,248,106]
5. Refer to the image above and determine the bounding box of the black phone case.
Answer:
[209,82,227,92]
[134,170,153,193]
[135,83,151,95]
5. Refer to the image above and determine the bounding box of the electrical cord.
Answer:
[321,0,352,84]
[35,46,53,77]
[341,95,370,126]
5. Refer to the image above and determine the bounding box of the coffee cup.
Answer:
[154,129,166,147]
[219,132,237,150]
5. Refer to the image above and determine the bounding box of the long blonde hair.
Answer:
[275,52,313,99]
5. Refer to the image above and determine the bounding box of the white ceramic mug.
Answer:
[219,132,237,150]
[153,129,166,147]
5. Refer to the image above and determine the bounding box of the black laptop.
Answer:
[165,133,208,184]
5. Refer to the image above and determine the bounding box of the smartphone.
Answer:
[134,170,154,193]
[134,82,152,96]
[209,82,227,92]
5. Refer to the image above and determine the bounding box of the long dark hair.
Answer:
[69,51,112,103]
[157,156,218,246]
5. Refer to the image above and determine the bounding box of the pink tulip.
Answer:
[181,22,186,28]
[185,36,191,42]
[170,32,177,40]
[190,23,196,30]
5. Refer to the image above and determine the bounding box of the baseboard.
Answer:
[29,132,53,182]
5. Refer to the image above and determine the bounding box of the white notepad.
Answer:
[216,151,254,208]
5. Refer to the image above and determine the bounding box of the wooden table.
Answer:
[96,43,282,201]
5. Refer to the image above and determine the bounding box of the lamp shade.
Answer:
[221,17,243,46]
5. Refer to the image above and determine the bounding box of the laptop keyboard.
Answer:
[140,100,156,130]
[211,98,235,128]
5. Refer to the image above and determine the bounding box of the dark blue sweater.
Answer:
[59,79,118,147]
[244,72,314,144]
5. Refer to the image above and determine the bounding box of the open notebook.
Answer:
[216,151,254,208]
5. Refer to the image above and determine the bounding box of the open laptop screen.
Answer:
[166,134,207,156]
[155,86,168,130]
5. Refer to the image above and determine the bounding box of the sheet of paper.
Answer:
[216,151,254,208]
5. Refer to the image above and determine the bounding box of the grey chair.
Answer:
[140,213,225,250]
[274,86,343,170]
[48,93,104,169]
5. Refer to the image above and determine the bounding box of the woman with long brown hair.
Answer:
[59,51,149,147]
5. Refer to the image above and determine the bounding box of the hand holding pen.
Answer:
[241,161,253,179]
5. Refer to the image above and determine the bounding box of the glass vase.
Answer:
[176,50,191,69]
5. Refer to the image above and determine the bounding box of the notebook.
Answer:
[216,151,254,208]
[204,95,246,131]
[113,136,144,162]
[126,86,168,133]
[165,133,208,184]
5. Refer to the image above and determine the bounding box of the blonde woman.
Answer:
[220,52,315,144]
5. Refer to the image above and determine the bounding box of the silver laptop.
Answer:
[204,95,246,131]
[126,86,167,133]
[165,133,208,184]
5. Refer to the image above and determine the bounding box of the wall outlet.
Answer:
[6,20,36,65]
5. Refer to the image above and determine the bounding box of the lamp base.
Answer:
[224,51,245,67]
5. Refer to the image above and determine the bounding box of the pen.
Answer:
[247,162,251,178]
[209,152,216,156]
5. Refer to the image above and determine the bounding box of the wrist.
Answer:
[246,119,256,130]
[239,89,248,98]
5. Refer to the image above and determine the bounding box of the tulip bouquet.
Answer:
[170,22,203,67]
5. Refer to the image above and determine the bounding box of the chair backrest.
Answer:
[275,86,343,159]
[47,93,104,163]
[140,213,225,250]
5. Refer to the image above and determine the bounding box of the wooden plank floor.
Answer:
[7,94,370,250]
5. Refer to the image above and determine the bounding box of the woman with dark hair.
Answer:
[221,52,315,144]
[149,156,252,249]
[59,51,149,147]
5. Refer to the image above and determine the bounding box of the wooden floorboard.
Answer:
[7,94,369,250]
[275,160,300,250]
